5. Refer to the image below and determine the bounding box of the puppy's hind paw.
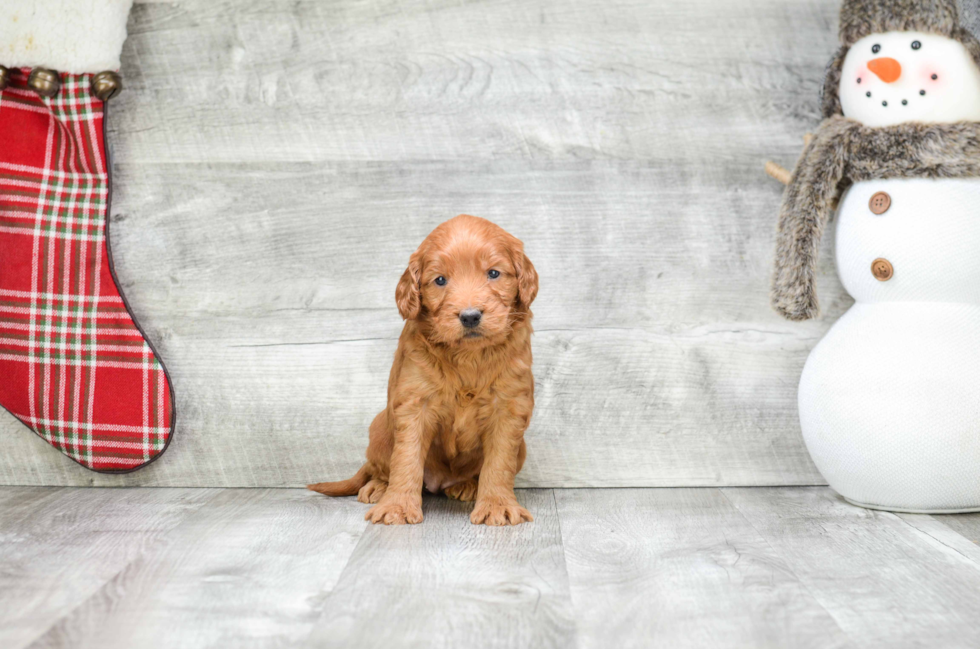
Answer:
[444,479,478,502]
[366,496,423,525]
[357,479,388,504]
[470,499,533,526]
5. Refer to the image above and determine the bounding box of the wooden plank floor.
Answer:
[4,487,980,648]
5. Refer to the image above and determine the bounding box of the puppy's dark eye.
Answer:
[911,41,921,50]
[434,276,447,286]
[872,44,881,54]
[487,269,501,280]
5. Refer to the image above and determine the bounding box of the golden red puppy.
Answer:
[308,215,539,526]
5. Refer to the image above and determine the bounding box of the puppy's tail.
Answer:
[307,463,371,497]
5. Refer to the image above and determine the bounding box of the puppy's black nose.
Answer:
[459,309,483,329]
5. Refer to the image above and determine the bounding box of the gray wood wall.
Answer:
[2,0,976,487]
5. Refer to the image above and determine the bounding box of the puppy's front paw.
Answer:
[470,498,533,526]
[365,495,423,525]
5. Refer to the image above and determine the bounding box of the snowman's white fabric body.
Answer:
[797,32,980,512]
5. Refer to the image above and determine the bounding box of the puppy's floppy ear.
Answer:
[395,252,422,320]
[514,248,538,308]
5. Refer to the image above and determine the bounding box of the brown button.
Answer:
[871,258,894,281]
[869,191,891,215]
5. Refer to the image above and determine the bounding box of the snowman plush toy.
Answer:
[772,0,980,512]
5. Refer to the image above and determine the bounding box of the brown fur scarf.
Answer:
[771,116,980,321]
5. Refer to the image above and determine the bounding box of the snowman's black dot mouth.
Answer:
[866,91,872,98]
[857,77,862,84]
[882,101,888,107]
[932,74,939,80]
[902,99,908,105]
[920,90,926,95]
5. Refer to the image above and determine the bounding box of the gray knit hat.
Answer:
[822,0,980,117]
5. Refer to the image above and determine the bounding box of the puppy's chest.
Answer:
[432,356,513,454]
[439,388,492,455]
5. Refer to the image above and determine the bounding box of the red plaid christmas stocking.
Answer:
[0,1,175,473]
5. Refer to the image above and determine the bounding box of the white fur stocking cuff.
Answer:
[1,0,134,73]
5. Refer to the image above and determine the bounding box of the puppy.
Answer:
[308,215,538,526]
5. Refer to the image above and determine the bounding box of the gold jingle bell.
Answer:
[91,71,122,102]
[28,67,60,98]
[0,65,9,91]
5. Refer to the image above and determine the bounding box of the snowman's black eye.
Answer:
[911,40,922,50]
[872,44,881,54]
[434,276,447,287]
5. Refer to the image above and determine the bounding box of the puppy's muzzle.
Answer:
[459,309,483,329]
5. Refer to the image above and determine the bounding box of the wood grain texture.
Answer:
[895,513,980,567]
[24,489,368,649]
[0,0,975,487]
[6,486,980,647]
[0,487,220,649]
[928,512,980,546]
[305,490,575,649]
[724,487,980,648]
[554,488,850,649]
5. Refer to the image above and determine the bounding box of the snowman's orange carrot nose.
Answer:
[868,57,902,83]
